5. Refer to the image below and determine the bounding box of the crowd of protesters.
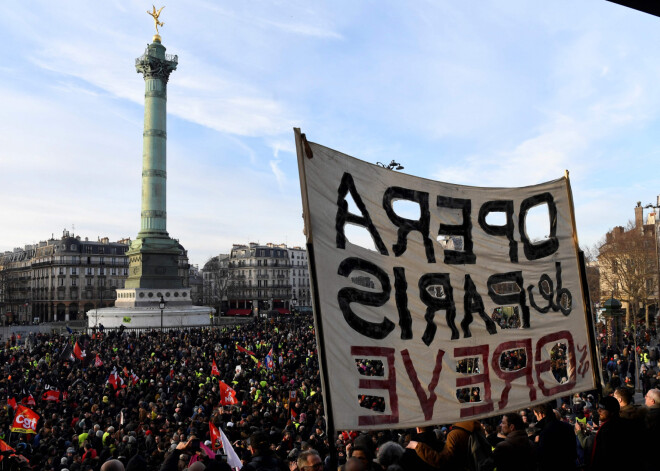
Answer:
[0,315,659,471]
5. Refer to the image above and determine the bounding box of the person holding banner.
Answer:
[406,420,484,470]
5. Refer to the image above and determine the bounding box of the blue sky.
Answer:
[1,1,659,266]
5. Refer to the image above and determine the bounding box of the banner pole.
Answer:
[565,170,603,395]
[294,128,337,469]
[578,250,604,397]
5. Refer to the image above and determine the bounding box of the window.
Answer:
[70,244,76,250]
[86,246,92,254]
[59,267,64,275]
[87,278,92,286]
[71,267,77,275]
[99,267,105,275]
[100,257,104,264]
[111,268,116,275]
[86,267,93,275]
[72,278,77,286]
[99,247,104,254]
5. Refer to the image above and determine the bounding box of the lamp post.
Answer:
[376,160,404,171]
[159,295,166,332]
[291,295,298,330]
[291,295,298,314]
[644,198,660,330]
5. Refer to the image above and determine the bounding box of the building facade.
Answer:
[202,242,311,316]
[0,230,193,324]
[288,246,311,309]
[598,202,659,327]
[0,231,130,324]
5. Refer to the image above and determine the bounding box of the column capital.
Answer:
[136,43,178,82]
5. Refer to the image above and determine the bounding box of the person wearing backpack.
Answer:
[493,413,533,471]
[406,420,491,470]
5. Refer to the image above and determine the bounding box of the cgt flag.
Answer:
[211,359,220,376]
[94,354,103,367]
[209,422,222,450]
[10,405,39,434]
[218,381,238,406]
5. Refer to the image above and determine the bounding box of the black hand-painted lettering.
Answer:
[383,187,435,263]
[519,192,559,260]
[478,200,518,263]
[437,196,476,264]
[336,172,388,255]
[337,257,394,339]
[527,262,572,316]
[487,271,530,328]
[554,262,572,316]
[462,274,498,338]
[527,273,553,314]
[393,267,413,340]
[418,273,457,343]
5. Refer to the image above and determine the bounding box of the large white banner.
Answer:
[296,131,596,431]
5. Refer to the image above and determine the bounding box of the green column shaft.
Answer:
[140,76,168,236]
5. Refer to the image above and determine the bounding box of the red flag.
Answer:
[211,359,220,376]
[22,394,36,406]
[73,341,86,360]
[291,409,298,420]
[209,422,222,450]
[0,438,14,452]
[42,390,60,402]
[10,405,39,434]
[218,381,238,406]
[108,367,125,390]
[236,344,256,356]
[170,367,175,378]
[94,354,103,367]
[7,397,17,410]
[123,366,130,377]
[129,370,139,386]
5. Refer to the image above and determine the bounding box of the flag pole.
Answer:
[294,128,338,470]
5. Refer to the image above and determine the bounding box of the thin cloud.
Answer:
[261,19,343,40]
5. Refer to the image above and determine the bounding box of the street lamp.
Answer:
[159,295,166,332]
[376,160,404,171]
[644,197,660,329]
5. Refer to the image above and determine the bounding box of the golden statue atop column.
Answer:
[147,5,165,41]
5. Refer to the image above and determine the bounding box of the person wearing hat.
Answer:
[589,396,636,471]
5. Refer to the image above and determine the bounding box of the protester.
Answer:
[493,413,533,471]
[1,315,659,471]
